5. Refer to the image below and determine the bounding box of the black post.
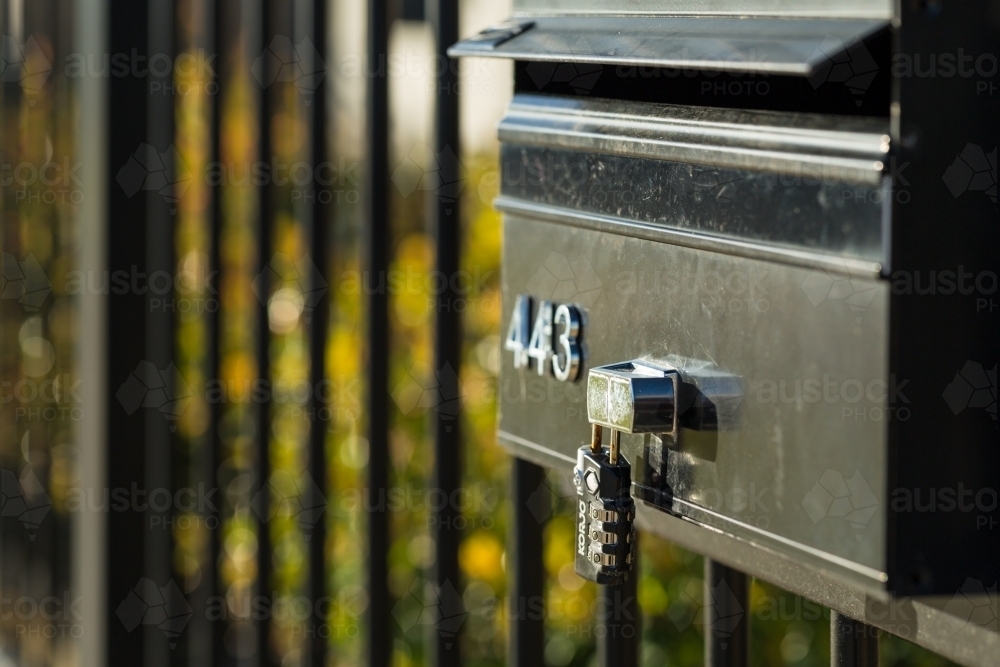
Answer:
[428,0,463,665]
[105,0,148,659]
[830,611,879,667]
[704,559,749,667]
[105,0,175,664]
[509,459,546,667]
[597,551,639,667]
[256,0,275,662]
[144,2,176,666]
[308,0,331,664]
[365,2,391,667]
[209,0,226,663]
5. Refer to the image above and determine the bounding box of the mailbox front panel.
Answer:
[499,214,891,593]
[492,92,900,594]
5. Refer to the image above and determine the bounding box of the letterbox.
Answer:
[452,0,997,599]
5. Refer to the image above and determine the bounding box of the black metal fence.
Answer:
[0,2,994,667]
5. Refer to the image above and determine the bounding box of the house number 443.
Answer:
[504,294,581,382]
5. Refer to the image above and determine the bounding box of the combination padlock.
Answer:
[575,360,682,584]
[574,424,636,585]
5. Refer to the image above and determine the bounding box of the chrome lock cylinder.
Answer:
[586,361,681,437]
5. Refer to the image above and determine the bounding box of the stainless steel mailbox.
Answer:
[452,0,997,610]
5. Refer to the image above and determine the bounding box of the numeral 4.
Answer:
[504,294,530,369]
[527,301,554,375]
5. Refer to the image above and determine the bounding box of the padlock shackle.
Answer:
[590,423,603,456]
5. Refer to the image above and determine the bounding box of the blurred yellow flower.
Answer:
[460,530,505,586]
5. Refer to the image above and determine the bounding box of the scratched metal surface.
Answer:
[500,144,885,261]
[499,215,891,594]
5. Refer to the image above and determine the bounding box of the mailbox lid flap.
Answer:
[448,16,888,76]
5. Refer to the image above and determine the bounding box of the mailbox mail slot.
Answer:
[452,0,997,602]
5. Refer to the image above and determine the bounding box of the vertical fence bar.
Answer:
[704,559,749,667]
[509,459,546,667]
[209,0,226,663]
[145,1,176,665]
[365,1,391,666]
[104,0,157,664]
[597,552,639,667]
[308,0,331,664]
[256,0,275,662]
[830,611,879,667]
[428,0,462,665]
